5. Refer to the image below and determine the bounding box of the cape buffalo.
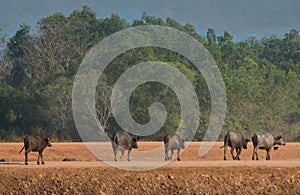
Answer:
[252,132,286,160]
[19,136,52,165]
[111,131,138,161]
[164,134,185,161]
[220,132,250,160]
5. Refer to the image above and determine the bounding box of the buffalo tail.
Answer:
[19,146,24,154]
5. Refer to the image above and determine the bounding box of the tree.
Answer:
[260,36,285,69]
[1,7,300,141]
[141,12,165,25]
[205,28,221,63]
[37,77,77,140]
[6,24,31,89]
[0,28,9,83]
[101,13,129,36]
[218,31,236,66]
[95,81,114,135]
[0,84,35,138]
[283,29,300,72]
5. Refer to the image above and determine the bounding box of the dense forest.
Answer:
[0,6,299,141]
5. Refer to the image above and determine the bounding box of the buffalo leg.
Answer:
[170,149,174,160]
[266,149,271,160]
[235,148,241,160]
[223,146,227,160]
[39,151,45,165]
[252,146,258,160]
[37,153,40,165]
[113,147,118,161]
[176,149,181,161]
[127,149,131,161]
[230,147,235,160]
[252,147,255,160]
[25,152,29,165]
[120,150,124,160]
[165,147,169,161]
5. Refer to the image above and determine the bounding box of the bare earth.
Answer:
[1,142,300,194]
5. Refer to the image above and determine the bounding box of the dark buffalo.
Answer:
[220,132,250,160]
[19,136,52,165]
[252,132,286,160]
[164,134,185,161]
[111,131,138,161]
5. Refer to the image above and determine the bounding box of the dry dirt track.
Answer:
[1,142,300,194]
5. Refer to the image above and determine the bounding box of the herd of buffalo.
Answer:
[17,131,286,165]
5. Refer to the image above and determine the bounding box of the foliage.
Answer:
[0,6,299,141]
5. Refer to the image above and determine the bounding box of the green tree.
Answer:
[205,28,221,63]
[0,28,9,83]
[260,36,286,69]
[6,24,31,89]
[218,31,236,67]
[37,77,77,140]
[1,7,300,141]
[0,84,35,138]
[283,29,300,72]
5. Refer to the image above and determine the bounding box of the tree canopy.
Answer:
[0,6,299,141]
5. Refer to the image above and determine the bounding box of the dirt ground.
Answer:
[1,142,300,194]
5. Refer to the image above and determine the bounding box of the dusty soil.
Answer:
[1,142,300,194]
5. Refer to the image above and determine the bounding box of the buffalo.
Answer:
[220,132,250,160]
[111,131,138,161]
[164,134,185,161]
[252,132,286,160]
[19,136,52,165]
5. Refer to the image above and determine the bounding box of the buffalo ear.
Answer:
[136,136,140,141]
[275,135,282,140]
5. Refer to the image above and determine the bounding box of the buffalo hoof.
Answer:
[235,156,240,160]
[252,156,259,160]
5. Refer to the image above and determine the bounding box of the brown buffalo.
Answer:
[164,134,185,161]
[19,136,52,165]
[252,132,286,160]
[220,132,250,160]
[111,131,138,161]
